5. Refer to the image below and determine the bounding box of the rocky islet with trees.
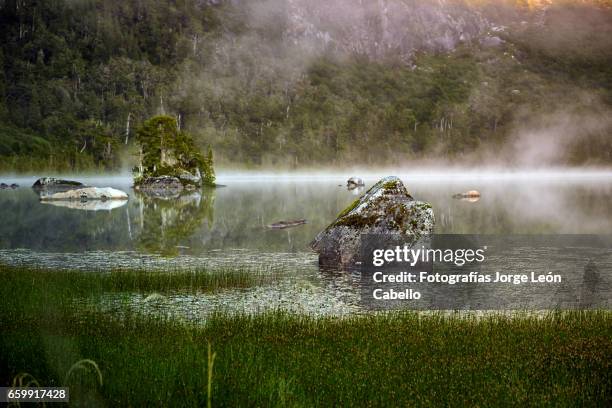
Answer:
[133,115,216,193]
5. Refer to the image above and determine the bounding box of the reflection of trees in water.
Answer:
[134,188,215,256]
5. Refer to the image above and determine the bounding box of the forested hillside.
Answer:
[0,0,611,171]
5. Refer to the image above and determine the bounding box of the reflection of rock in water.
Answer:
[39,186,129,201]
[349,185,364,195]
[41,200,128,211]
[134,189,215,256]
[346,177,364,188]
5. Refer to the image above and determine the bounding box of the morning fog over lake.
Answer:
[1,170,611,316]
[2,0,611,405]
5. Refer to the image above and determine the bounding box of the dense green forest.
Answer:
[0,0,611,171]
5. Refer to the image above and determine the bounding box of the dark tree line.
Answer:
[0,0,219,170]
[0,0,611,171]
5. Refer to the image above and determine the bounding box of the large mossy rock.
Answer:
[311,176,435,269]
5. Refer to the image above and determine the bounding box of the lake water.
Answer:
[1,171,612,317]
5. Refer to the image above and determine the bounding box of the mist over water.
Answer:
[1,169,612,256]
[1,169,611,315]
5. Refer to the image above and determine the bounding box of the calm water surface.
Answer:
[1,171,611,317]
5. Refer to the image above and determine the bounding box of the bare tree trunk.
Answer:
[139,147,144,175]
[126,206,132,240]
[192,34,198,55]
[125,112,132,144]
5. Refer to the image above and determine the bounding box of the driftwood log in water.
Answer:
[267,219,307,229]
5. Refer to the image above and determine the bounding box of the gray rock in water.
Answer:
[346,177,365,190]
[178,168,202,186]
[32,177,83,189]
[10,183,19,189]
[311,176,435,269]
[0,183,8,189]
[347,177,365,188]
[39,187,128,201]
[134,176,183,196]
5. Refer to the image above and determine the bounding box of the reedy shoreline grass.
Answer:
[2,264,268,294]
[1,264,611,406]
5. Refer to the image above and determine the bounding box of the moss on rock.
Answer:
[336,197,361,219]
[311,176,435,269]
[133,115,216,188]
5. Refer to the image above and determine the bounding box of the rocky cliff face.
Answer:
[231,0,602,61]
[284,0,490,60]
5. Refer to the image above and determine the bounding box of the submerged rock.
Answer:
[32,177,83,189]
[311,176,435,269]
[39,187,128,201]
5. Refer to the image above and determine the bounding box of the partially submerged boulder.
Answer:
[347,177,365,189]
[39,187,128,201]
[311,176,435,269]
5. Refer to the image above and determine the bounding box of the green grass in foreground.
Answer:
[2,264,265,296]
[1,264,611,407]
